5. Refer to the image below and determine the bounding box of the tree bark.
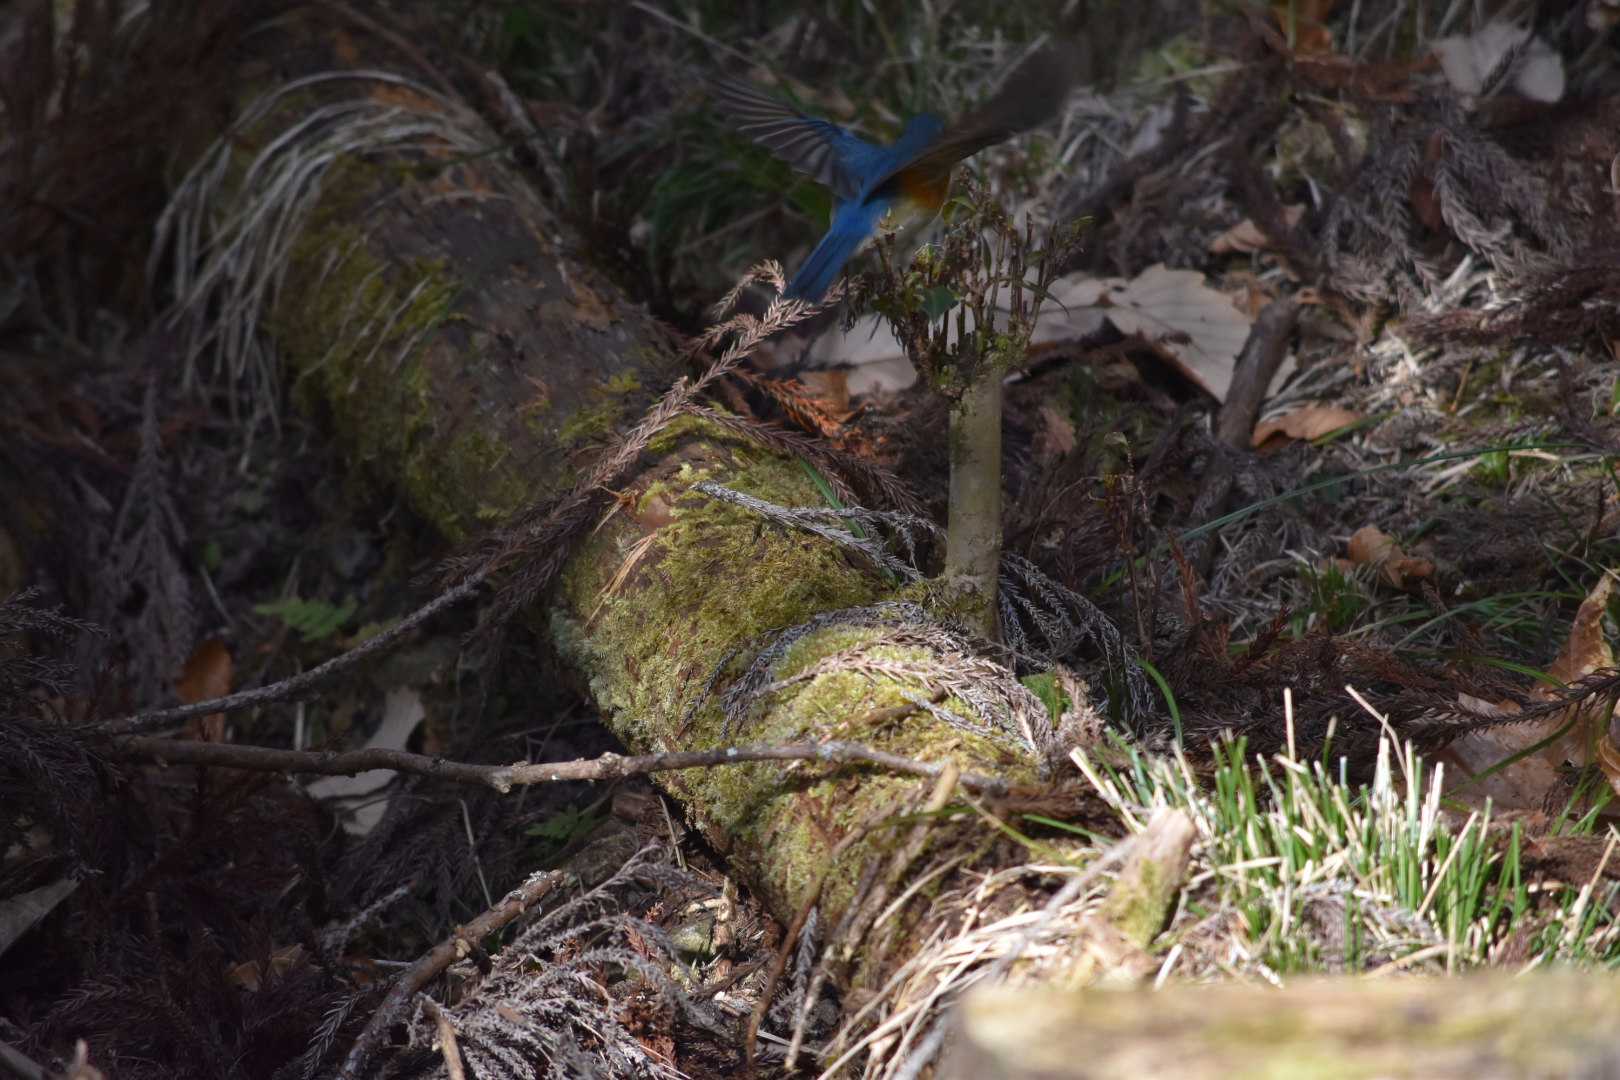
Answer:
[944,373,1005,638]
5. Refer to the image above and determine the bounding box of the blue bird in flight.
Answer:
[711,45,1074,302]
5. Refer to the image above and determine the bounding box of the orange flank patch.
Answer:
[894,167,952,215]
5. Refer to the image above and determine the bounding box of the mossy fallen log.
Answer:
[230,47,1057,993]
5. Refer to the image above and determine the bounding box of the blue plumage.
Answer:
[711,47,1072,301]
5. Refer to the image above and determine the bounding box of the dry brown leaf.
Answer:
[1445,572,1618,809]
[1033,405,1078,465]
[1599,736,1620,799]
[1252,404,1363,446]
[1440,694,1559,812]
[226,944,305,992]
[1273,0,1339,55]
[1045,264,1256,402]
[1547,573,1615,686]
[1211,205,1307,254]
[1225,271,1273,318]
[177,638,232,703]
[1345,524,1434,590]
[177,638,232,742]
[1545,573,1618,792]
[806,263,1286,403]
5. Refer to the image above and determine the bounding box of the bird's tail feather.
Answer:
[785,223,867,302]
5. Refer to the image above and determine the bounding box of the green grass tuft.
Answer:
[1073,732,1620,975]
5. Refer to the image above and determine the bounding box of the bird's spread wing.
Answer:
[708,77,885,202]
[874,42,1077,195]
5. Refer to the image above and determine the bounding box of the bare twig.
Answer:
[94,572,487,735]
[115,736,1011,796]
[420,996,467,1080]
[334,870,565,1080]
[0,1039,48,1080]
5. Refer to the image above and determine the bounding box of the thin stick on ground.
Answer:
[420,997,467,1080]
[1187,295,1300,579]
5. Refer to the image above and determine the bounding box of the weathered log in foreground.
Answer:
[946,972,1620,1079]
[249,49,1053,993]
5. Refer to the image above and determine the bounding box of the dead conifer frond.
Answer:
[1321,100,1574,306]
[729,368,849,439]
[1,0,275,326]
[678,478,1147,736]
[693,481,937,583]
[1406,263,1620,351]
[685,404,926,518]
[999,554,1149,727]
[705,600,1055,766]
[405,844,716,1080]
[0,588,107,878]
[94,383,195,704]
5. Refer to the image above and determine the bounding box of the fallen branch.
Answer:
[419,997,467,1080]
[1187,294,1300,579]
[0,1038,49,1080]
[115,736,1012,796]
[1214,295,1299,452]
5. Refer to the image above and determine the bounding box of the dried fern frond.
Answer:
[999,554,1150,731]
[152,69,495,433]
[1321,100,1575,307]
[0,588,106,877]
[703,600,1054,766]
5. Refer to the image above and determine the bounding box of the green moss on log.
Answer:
[551,418,1036,918]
